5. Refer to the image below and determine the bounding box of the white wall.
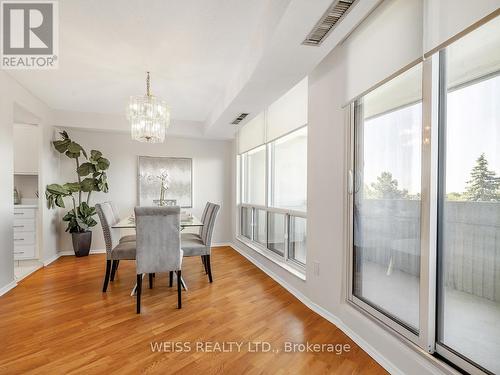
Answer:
[230,0,500,373]
[305,43,443,375]
[0,72,59,293]
[230,47,444,375]
[55,127,233,253]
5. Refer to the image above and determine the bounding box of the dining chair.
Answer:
[110,201,136,243]
[96,202,137,292]
[135,206,183,313]
[181,202,220,283]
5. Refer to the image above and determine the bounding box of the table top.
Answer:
[112,215,203,229]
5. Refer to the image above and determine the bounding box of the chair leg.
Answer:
[149,273,153,289]
[102,260,111,292]
[169,271,173,287]
[136,274,142,314]
[202,255,208,274]
[177,270,182,309]
[206,255,213,283]
[110,260,119,281]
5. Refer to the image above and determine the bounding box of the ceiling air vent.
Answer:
[302,0,356,46]
[231,113,249,125]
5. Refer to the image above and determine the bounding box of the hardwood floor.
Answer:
[0,247,387,374]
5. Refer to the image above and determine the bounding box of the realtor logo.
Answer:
[1,1,58,69]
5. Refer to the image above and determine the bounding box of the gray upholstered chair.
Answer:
[135,206,183,313]
[181,202,220,283]
[96,202,137,292]
[110,201,136,243]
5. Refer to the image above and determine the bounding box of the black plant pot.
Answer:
[72,231,92,257]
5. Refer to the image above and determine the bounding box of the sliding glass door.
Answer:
[436,16,500,374]
[349,14,500,375]
[353,63,423,333]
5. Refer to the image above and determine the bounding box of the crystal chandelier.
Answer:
[127,72,170,143]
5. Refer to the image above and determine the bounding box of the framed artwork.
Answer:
[137,156,193,208]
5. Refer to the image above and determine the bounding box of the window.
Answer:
[238,126,308,271]
[436,16,500,374]
[348,15,500,375]
[352,63,423,332]
[242,145,266,206]
[254,209,267,246]
[241,207,252,240]
[270,127,308,211]
[289,216,307,265]
[267,212,286,256]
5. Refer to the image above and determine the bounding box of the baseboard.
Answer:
[43,253,61,266]
[0,280,17,297]
[212,242,233,247]
[15,263,44,282]
[58,249,106,256]
[229,242,402,375]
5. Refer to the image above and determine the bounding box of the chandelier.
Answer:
[127,72,170,143]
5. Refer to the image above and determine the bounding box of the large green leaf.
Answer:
[65,150,80,159]
[46,192,55,209]
[53,138,70,153]
[97,174,109,193]
[64,142,83,159]
[67,142,87,158]
[63,182,81,193]
[77,162,95,177]
[62,210,75,221]
[80,178,97,192]
[79,202,94,216]
[90,150,102,159]
[55,195,65,208]
[83,217,97,228]
[46,184,69,196]
[96,157,110,171]
[59,130,70,140]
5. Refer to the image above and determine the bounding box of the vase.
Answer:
[72,231,92,257]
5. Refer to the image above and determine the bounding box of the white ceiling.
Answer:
[8,0,381,139]
[9,0,275,120]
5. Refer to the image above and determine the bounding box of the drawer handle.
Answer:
[14,212,24,215]
[14,251,25,254]
[13,225,24,228]
[14,238,25,241]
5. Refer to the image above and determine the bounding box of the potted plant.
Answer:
[45,131,110,257]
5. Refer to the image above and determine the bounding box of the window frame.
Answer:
[346,57,439,351]
[237,125,308,274]
[241,144,267,206]
[433,49,500,375]
[347,30,498,374]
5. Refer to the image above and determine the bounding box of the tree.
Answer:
[464,153,500,202]
[369,171,409,199]
[446,192,465,201]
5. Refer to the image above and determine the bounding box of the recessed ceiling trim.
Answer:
[302,0,356,46]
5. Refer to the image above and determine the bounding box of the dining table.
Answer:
[112,214,204,295]
[112,214,204,229]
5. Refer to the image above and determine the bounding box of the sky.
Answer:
[362,74,500,195]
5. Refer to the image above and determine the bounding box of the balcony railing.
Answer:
[356,199,500,301]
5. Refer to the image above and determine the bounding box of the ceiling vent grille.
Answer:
[231,113,249,125]
[302,0,356,46]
